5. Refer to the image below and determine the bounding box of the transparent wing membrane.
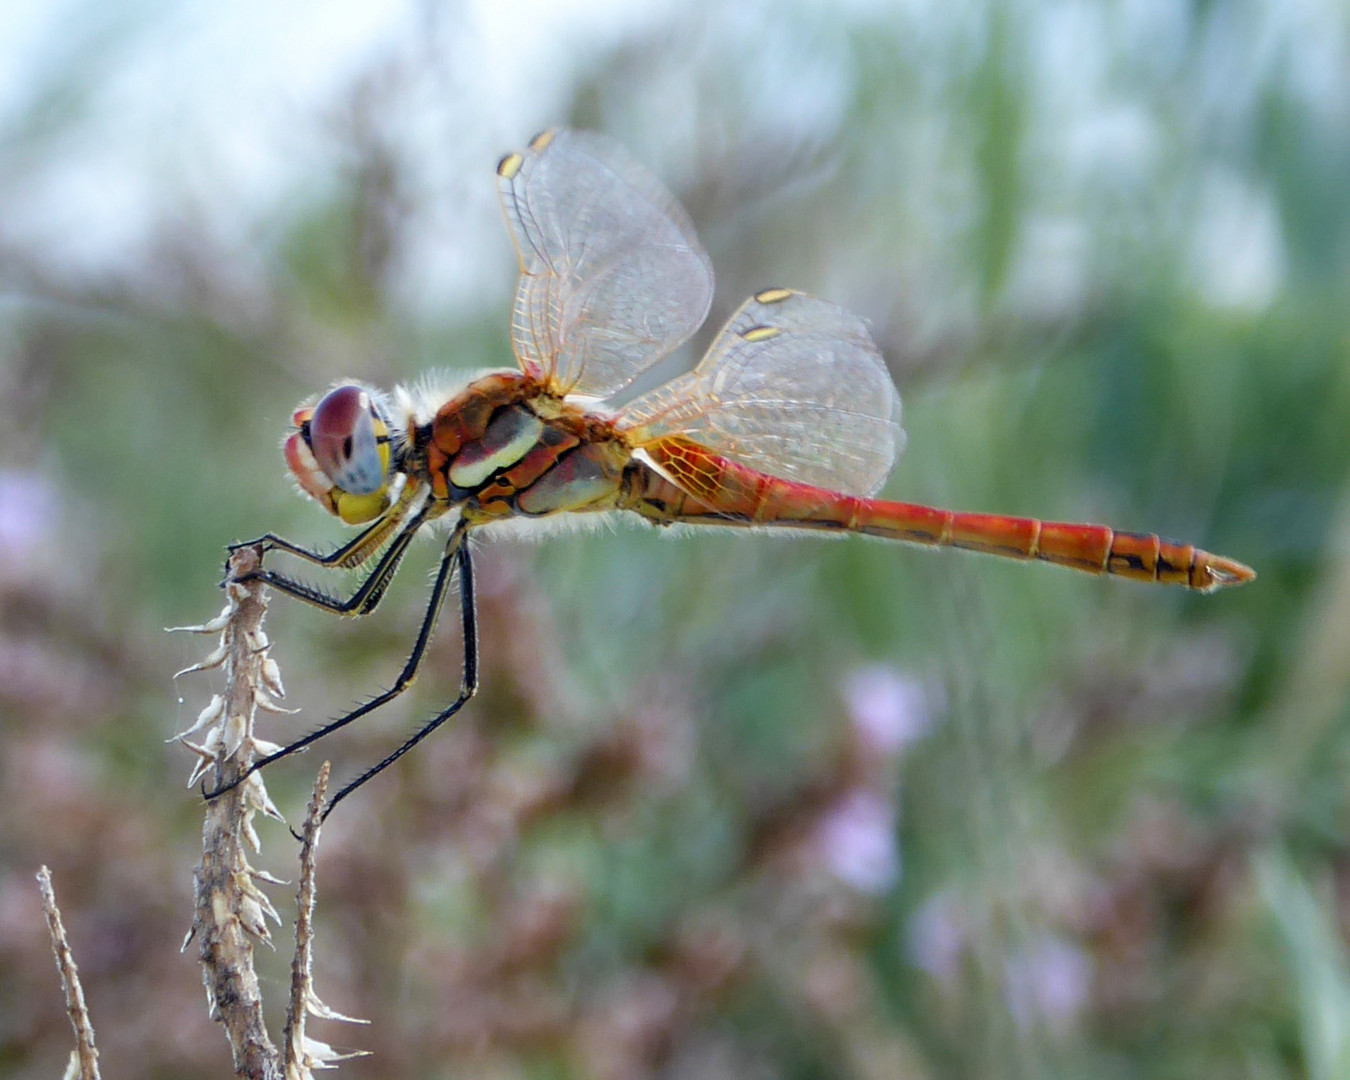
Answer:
[619,289,905,496]
[497,129,715,399]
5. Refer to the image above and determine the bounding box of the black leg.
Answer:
[228,487,416,572]
[234,501,436,618]
[228,516,387,569]
[205,521,472,802]
[320,536,478,819]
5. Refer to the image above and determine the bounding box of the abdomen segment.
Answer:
[843,503,1253,592]
[629,438,1254,593]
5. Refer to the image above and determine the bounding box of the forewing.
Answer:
[618,289,905,496]
[497,129,714,399]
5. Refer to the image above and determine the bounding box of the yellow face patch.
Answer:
[334,488,391,524]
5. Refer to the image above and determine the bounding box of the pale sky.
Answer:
[2,0,1343,320]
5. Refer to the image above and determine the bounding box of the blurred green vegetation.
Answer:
[2,2,1347,1078]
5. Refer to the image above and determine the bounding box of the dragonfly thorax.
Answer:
[413,370,631,522]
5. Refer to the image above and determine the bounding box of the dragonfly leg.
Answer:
[204,520,473,803]
[227,484,420,572]
[321,535,478,819]
[230,502,436,618]
[229,518,382,569]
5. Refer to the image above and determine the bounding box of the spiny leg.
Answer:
[205,519,472,802]
[321,532,478,819]
[227,515,387,570]
[235,500,436,618]
[226,484,421,572]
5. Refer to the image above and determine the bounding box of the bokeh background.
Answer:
[0,1,1343,1077]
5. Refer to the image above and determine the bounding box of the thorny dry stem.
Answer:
[284,764,370,1079]
[36,866,101,1080]
[182,546,283,1080]
[285,762,329,1075]
[173,546,366,1080]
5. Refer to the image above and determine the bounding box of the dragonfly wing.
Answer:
[619,289,905,496]
[497,129,715,399]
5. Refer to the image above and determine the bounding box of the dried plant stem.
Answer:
[177,547,366,1080]
[189,547,282,1080]
[36,866,101,1080]
[285,762,329,1074]
[285,762,371,1076]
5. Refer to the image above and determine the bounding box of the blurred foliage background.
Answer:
[0,0,1344,1077]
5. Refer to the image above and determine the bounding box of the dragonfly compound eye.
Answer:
[300,384,393,524]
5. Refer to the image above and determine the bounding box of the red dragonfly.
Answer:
[220,129,1254,815]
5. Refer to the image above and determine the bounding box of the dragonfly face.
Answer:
[284,384,396,524]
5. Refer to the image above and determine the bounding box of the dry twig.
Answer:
[173,546,365,1080]
[177,546,285,1079]
[284,763,370,1078]
[36,866,101,1080]
[285,761,329,1075]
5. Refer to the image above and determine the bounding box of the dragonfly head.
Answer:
[285,384,395,524]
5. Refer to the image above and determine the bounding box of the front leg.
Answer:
[226,520,385,570]
[227,483,421,572]
[229,501,437,618]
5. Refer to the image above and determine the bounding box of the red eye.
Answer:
[308,385,387,495]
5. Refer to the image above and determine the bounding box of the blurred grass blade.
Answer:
[1257,849,1350,1080]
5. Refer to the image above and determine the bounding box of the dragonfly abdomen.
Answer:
[846,503,1223,589]
[632,438,1253,592]
[814,496,1253,593]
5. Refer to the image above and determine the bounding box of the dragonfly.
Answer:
[216,129,1254,816]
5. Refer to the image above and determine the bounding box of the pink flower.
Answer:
[907,892,965,983]
[843,665,940,756]
[817,789,899,893]
[0,468,58,565]
[1003,934,1093,1035]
